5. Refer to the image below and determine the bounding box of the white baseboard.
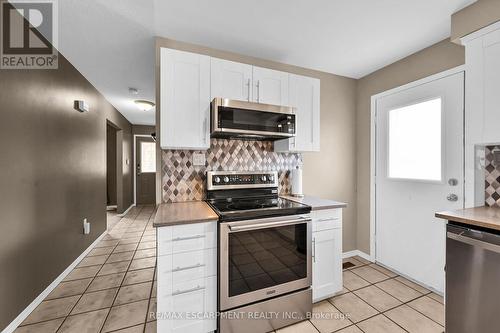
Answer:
[117,203,135,217]
[1,231,107,333]
[343,250,374,262]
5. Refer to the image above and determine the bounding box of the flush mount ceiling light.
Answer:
[134,100,155,111]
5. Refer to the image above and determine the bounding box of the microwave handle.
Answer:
[228,217,311,232]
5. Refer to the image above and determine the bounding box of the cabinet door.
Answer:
[158,276,217,333]
[312,228,342,302]
[275,74,320,152]
[252,66,289,106]
[464,27,500,206]
[211,58,252,102]
[160,48,210,150]
[291,74,320,151]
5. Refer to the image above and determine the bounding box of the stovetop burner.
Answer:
[205,171,311,221]
[212,197,279,212]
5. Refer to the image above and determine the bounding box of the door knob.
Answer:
[448,178,458,186]
[447,194,458,202]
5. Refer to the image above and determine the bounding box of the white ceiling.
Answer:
[58,0,156,125]
[56,0,476,125]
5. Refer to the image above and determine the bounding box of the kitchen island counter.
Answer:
[436,206,500,232]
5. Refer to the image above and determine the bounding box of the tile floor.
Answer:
[276,257,445,333]
[15,206,445,333]
[16,205,158,333]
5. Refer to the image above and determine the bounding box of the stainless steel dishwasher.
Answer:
[446,224,500,333]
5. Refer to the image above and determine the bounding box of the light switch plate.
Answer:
[193,152,206,166]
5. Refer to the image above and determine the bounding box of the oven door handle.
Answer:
[228,217,311,232]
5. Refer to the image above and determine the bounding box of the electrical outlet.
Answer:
[193,152,206,166]
[83,218,90,235]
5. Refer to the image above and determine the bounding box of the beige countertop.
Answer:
[281,195,347,210]
[153,201,218,227]
[436,206,500,232]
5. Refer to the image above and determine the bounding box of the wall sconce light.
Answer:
[74,100,89,112]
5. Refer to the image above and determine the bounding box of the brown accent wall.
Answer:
[132,125,155,136]
[451,0,500,42]
[155,37,358,252]
[0,54,133,329]
[355,40,465,254]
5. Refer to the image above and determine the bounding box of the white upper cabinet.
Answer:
[160,48,210,150]
[252,66,289,106]
[465,26,500,144]
[159,49,320,151]
[463,23,500,206]
[275,74,320,152]
[211,58,253,102]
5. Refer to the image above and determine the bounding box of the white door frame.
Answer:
[133,134,155,205]
[369,65,466,261]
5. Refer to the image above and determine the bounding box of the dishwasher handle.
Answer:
[447,231,500,254]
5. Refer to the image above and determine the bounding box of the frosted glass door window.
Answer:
[387,98,442,181]
[140,142,156,173]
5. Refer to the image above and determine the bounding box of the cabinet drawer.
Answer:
[312,209,342,232]
[157,248,217,287]
[157,222,216,256]
[313,229,336,242]
[157,276,217,333]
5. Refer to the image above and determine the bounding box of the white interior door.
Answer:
[375,72,464,293]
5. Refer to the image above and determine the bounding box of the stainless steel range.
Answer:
[206,171,313,333]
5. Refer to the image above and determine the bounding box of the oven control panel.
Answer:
[207,171,278,190]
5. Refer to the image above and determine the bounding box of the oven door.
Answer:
[219,215,312,311]
[211,98,296,139]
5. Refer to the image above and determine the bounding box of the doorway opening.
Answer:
[371,67,465,294]
[106,123,118,211]
[106,121,123,230]
[134,134,156,205]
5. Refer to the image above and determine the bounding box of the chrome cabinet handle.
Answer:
[172,235,205,241]
[172,285,205,296]
[256,80,260,103]
[312,237,316,263]
[203,117,208,144]
[172,263,204,272]
[246,78,251,101]
[317,217,339,222]
[447,194,458,202]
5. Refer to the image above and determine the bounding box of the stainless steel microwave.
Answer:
[211,98,296,140]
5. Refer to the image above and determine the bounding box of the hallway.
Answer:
[16,206,158,333]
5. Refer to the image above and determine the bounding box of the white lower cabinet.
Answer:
[157,222,217,333]
[311,208,343,303]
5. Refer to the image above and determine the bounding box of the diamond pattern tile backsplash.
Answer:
[485,145,500,207]
[161,139,302,203]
